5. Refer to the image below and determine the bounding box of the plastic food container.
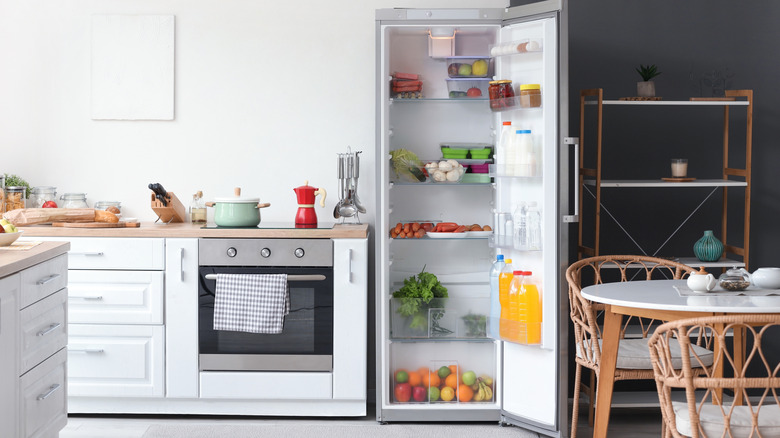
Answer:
[441,147,469,159]
[469,147,492,159]
[446,79,489,99]
[446,57,491,78]
[470,163,490,173]
[425,160,465,183]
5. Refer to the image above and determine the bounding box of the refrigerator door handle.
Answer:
[563,137,580,223]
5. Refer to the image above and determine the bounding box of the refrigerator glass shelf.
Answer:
[390,181,493,187]
[389,338,495,344]
[390,97,489,103]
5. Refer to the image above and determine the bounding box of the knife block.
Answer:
[150,191,186,223]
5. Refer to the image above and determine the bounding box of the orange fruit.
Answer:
[418,367,431,387]
[408,371,422,387]
[445,373,458,389]
[458,384,474,402]
[448,364,458,376]
[429,373,441,388]
[440,386,455,402]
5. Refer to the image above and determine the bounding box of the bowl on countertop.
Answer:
[0,230,24,247]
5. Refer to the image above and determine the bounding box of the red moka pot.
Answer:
[293,180,326,228]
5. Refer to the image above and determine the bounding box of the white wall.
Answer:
[0,0,506,223]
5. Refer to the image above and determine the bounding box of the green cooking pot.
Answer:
[206,187,271,227]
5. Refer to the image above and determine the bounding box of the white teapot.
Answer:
[687,266,717,292]
[747,267,780,289]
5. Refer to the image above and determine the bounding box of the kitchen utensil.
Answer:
[150,191,187,223]
[749,267,780,289]
[335,148,364,223]
[52,221,141,228]
[293,180,326,227]
[206,187,270,227]
[156,194,168,206]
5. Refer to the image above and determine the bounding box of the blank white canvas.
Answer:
[91,15,174,120]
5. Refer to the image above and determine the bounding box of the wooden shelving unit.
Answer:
[577,88,753,268]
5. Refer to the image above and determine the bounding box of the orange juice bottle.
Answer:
[507,271,525,343]
[498,259,514,339]
[518,271,542,344]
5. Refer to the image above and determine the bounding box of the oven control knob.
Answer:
[260,248,271,258]
[294,248,305,258]
[226,247,237,258]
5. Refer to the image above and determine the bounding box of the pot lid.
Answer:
[214,187,259,203]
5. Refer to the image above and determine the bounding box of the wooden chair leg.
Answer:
[571,363,582,438]
[587,369,596,427]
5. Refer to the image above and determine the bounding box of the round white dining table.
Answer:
[579,279,780,438]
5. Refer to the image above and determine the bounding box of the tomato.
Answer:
[394,383,412,403]
[466,87,482,98]
[42,200,58,208]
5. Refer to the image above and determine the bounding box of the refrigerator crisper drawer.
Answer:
[390,297,489,339]
[389,341,497,406]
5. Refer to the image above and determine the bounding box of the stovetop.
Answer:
[201,221,338,230]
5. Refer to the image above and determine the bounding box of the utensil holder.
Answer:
[150,191,186,223]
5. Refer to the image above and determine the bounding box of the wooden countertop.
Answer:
[18,222,369,239]
[0,241,70,278]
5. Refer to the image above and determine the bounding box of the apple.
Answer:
[395,369,409,383]
[462,370,477,386]
[42,200,57,208]
[0,219,8,226]
[428,386,440,401]
[0,225,4,233]
[412,385,427,402]
[447,63,460,76]
[472,59,488,76]
[457,64,472,76]
[3,224,16,233]
[466,87,482,98]
[394,383,412,403]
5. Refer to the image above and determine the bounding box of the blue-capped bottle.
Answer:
[488,254,506,339]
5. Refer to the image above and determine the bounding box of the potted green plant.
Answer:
[635,64,661,97]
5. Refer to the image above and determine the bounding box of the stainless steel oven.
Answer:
[198,238,333,372]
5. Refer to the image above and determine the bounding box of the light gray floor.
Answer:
[61,404,664,437]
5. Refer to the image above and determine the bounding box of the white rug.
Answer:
[143,423,538,437]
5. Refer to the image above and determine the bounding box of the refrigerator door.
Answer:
[495,2,568,437]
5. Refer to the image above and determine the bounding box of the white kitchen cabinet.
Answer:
[0,245,69,438]
[67,270,164,324]
[68,324,164,397]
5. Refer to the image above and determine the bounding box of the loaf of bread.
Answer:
[3,208,96,225]
[94,210,119,223]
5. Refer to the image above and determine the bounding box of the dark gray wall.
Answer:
[567,0,779,268]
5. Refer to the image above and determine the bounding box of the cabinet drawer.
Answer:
[20,289,67,374]
[19,254,67,309]
[67,324,164,397]
[68,270,164,324]
[42,237,165,270]
[20,349,67,438]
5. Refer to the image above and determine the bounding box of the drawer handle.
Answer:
[36,273,61,285]
[71,252,104,256]
[36,323,62,337]
[36,384,61,401]
[68,348,105,354]
[69,295,104,301]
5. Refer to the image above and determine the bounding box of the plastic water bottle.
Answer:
[526,202,542,250]
[497,121,513,175]
[498,259,514,340]
[513,202,528,250]
[488,254,506,339]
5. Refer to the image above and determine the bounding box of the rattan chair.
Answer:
[566,255,708,438]
[648,314,780,438]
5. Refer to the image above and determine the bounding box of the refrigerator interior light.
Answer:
[428,28,455,58]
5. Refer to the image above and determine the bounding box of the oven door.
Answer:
[198,266,333,372]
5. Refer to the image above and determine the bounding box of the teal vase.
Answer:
[693,230,723,262]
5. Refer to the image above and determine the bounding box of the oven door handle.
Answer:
[204,274,326,282]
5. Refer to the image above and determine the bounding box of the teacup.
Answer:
[750,267,780,289]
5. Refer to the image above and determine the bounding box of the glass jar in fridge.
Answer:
[30,186,57,208]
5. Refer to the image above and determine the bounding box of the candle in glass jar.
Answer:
[671,158,688,177]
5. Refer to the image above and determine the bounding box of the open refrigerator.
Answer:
[375,2,573,436]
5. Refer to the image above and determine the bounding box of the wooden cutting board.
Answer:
[51,222,141,228]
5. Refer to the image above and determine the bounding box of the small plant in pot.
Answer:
[635,64,661,97]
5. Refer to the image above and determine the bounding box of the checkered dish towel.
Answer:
[213,274,290,334]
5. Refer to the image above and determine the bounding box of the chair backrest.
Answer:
[566,255,696,368]
[648,314,780,438]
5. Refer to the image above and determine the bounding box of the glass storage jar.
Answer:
[30,186,57,208]
[4,186,26,211]
[519,84,542,108]
[94,201,121,213]
[488,80,515,111]
[60,193,89,208]
[718,267,751,292]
